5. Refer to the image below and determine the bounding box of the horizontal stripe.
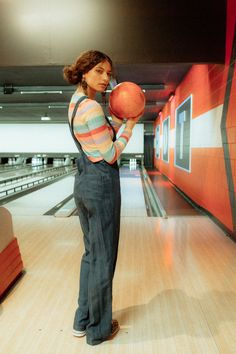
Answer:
[158,104,223,149]
[68,93,132,163]
[191,104,223,148]
[75,124,107,138]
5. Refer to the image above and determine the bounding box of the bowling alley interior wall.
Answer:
[154,0,236,238]
[0,123,144,154]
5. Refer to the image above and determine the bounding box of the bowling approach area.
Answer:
[1,164,236,354]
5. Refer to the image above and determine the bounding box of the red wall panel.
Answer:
[155,56,235,237]
[154,0,236,236]
[0,238,24,297]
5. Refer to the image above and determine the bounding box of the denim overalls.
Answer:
[69,96,121,345]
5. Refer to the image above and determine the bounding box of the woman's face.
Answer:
[84,60,112,96]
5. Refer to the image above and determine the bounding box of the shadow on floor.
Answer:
[114,288,236,344]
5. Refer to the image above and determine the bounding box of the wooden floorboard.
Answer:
[1,214,236,353]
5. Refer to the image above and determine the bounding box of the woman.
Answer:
[63,50,138,346]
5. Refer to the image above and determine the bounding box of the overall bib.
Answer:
[69,96,121,345]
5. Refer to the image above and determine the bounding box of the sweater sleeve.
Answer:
[109,116,123,134]
[86,101,132,164]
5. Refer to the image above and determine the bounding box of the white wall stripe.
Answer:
[158,104,223,149]
[191,104,223,148]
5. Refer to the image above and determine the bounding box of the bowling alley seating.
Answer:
[0,207,24,298]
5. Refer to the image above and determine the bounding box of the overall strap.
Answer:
[69,95,118,169]
[68,95,88,152]
[69,96,117,150]
[104,115,117,142]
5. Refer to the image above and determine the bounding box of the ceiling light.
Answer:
[41,114,51,121]
[48,105,67,109]
[21,90,63,94]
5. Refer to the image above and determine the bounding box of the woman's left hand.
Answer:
[110,113,124,124]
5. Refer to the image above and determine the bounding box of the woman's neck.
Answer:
[76,85,96,99]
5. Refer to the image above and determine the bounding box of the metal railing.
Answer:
[0,166,76,200]
[0,165,72,186]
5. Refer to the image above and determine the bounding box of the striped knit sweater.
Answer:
[68,92,132,164]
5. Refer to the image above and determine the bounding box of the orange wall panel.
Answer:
[154,2,236,237]
[0,238,24,297]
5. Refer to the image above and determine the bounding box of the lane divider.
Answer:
[140,167,168,218]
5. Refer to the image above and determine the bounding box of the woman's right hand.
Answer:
[125,115,141,130]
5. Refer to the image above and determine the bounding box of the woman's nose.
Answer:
[103,72,110,82]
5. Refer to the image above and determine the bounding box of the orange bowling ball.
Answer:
[109,81,146,119]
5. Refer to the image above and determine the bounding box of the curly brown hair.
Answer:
[63,50,113,85]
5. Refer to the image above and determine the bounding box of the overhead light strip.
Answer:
[0,103,68,108]
[48,105,68,109]
[20,90,63,94]
[41,114,51,121]
[0,86,74,95]
[1,84,165,95]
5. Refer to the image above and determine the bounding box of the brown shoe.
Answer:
[107,319,120,341]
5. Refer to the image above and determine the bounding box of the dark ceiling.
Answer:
[0,0,226,124]
[0,63,192,123]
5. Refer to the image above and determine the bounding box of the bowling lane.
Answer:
[0,164,27,174]
[4,175,74,216]
[0,164,47,181]
[4,167,148,217]
[120,167,147,217]
[0,174,48,199]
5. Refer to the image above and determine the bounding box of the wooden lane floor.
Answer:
[1,215,236,353]
[2,175,75,216]
[3,167,147,217]
[1,169,236,353]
